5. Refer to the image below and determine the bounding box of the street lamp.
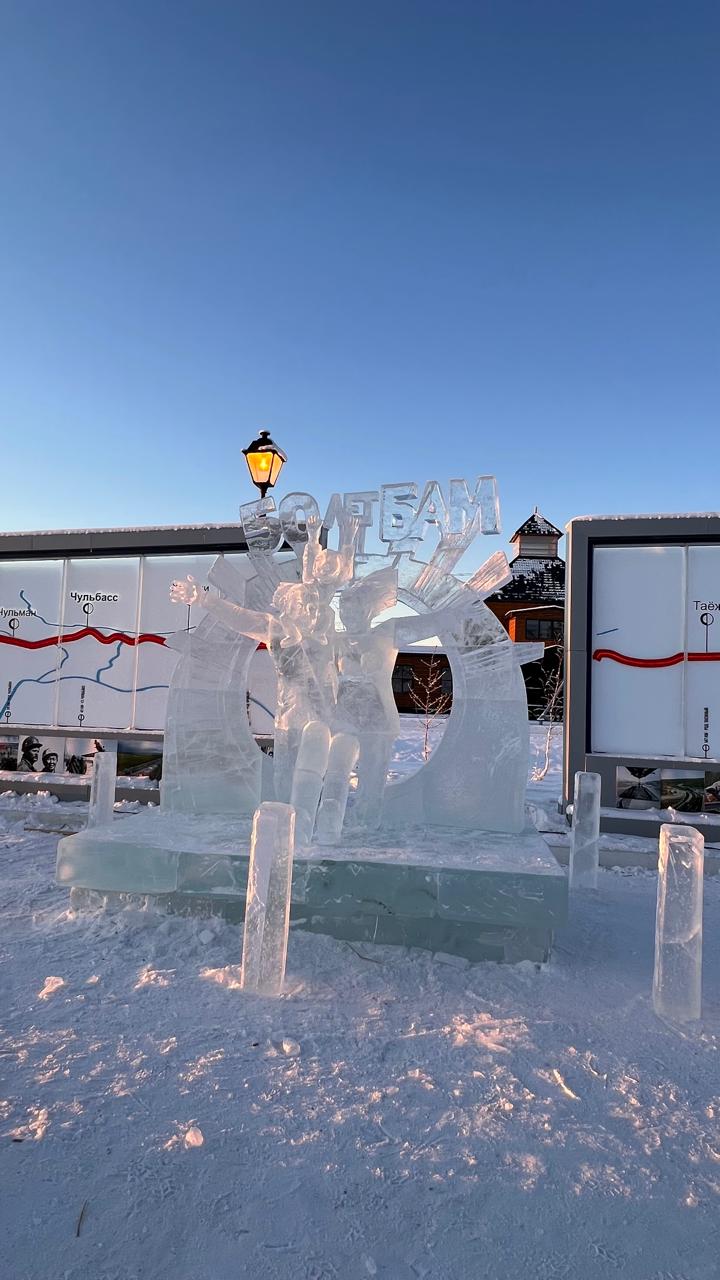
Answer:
[242,430,287,499]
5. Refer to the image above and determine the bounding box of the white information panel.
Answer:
[686,546,720,759]
[57,558,141,730]
[0,560,65,726]
[0,551,275,734]
[135,553,219,731]
[591,544,720,760]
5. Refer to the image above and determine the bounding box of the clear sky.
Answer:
[1,0,718,560]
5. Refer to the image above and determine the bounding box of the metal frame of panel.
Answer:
[564,513,720,840]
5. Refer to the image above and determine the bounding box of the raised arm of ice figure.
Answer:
[391,601,471,648]
[302,511,359,589]
[337,565,398,635]
[333,509,361,585]
[170,576,272,645]
[424,525,479,577]
[299,513,322,583]
[170,576,202,607]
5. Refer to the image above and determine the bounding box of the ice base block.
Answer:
[56,812,568,963]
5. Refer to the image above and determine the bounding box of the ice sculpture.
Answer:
[56,471,568,969]
[240,802,296,995]
[87,751,116,828]
[315,733,360,845]
[290,720,331,846]
[653,824,704,1024]
[569,771,601,890]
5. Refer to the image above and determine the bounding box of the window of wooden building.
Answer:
[526,618,563,641]
[392,664,415,695]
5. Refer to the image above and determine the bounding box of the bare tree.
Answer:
[410,653,452,762]
[530,645,564,782]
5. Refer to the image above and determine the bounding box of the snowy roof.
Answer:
[487,555,565,603]
[511,509,563,540]
[0,521,245,539]
[0,521,257,558]
[569,512,720,523]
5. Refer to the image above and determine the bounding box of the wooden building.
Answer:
[393,509,565,719]
[485,509,565,718]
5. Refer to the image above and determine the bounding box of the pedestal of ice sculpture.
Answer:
[569,771,600,890]
[241,802,295,996]
[56,810,568,964]
[88,752,117,828]
[653,823,704,1024]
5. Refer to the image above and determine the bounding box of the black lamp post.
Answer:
[242,430,287,499]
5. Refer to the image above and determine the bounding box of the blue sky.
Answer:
[1,0,718,560]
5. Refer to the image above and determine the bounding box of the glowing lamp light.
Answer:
[242,430,287,499]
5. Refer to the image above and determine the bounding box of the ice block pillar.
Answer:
[290,721,331,846]
[315,733,359,846]
[241,802,296,996]
[653,824,704,1024]
[569,771,600,890]
[87,751,117,828]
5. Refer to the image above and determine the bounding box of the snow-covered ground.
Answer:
[1,724,719,1279]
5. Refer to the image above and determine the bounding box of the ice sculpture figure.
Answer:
[290,720,331,846]
[241,802,296,995]
[653,824,704,1024]
[333,567,402,830]
[169,510,356,807]
[332,554,513,829]
[315,733,360,845]
[163,554,267,817]
[569,772,600,890]
[87,751,116,828]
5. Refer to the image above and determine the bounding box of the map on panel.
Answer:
[0,560,65,726]
[0,555,214,731]
[591,544,720,760]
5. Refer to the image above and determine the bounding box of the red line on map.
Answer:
[0,627,166,651]
[593,648,684,668]
[593,648,720,667]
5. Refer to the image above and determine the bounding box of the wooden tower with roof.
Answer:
[485,508,565,718]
